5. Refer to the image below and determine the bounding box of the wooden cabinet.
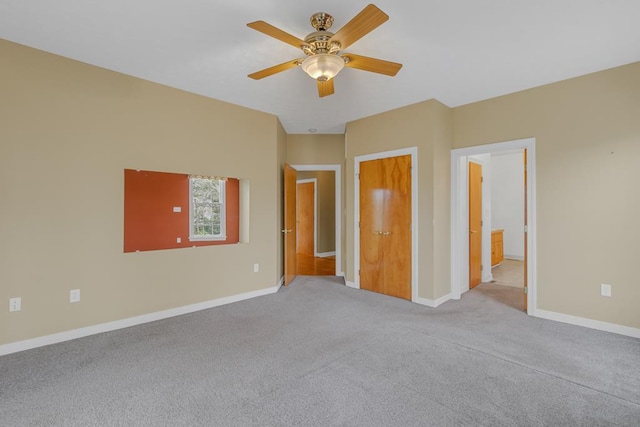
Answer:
[491,229,504,266]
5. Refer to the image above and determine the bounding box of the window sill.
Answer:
[189,236,227,242]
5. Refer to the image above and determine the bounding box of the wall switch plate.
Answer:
[173,206,181,213]
[9,297,21,312]
[253,263,259,273]
[176,237,181,243]
[70,289,81,303]
[600,284,611,297]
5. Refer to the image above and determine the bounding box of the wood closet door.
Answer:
[360,159,385,294]
[360,155,412,300]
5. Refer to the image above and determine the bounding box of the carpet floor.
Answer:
[1,276,639,426]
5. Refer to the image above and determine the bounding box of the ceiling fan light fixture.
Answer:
[301,54,345,82]
[247,5,400,96]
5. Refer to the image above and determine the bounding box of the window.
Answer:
[189,177,226,241]
[123,169,239,252]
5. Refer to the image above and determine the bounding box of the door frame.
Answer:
[291,164,342,276]
[283,163,298,285]
[354,147,418,302]
[296,178,317,256]
[450,138,537,314]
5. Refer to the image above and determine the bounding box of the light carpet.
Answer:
[1,276,639,426]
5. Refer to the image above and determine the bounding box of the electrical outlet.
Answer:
[600,284,611,297]
[253,263,259,273]
[9,297,21,312]
[70,289,81,303]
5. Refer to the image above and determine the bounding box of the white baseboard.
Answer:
[534,309,640,339]
[414,293,453,308]
[0,283,282,357]
[337,272,345,278]
[315,251,336,258]
[342,285,453,309]
[505,255,525,261]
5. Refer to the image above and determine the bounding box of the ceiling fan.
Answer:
[247,4,402,97]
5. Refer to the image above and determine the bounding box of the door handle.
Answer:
[469,230,478,234]
[383,231,391,236]
[281,229,293,234]
[373,231,383,235]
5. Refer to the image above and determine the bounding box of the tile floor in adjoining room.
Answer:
[491,259,524,287]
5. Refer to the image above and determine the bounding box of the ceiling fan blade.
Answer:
[329,4,389,50]
[248,59,302,80]
[247,21,308,49]
[343,53,402,76]
[317,79,335,97]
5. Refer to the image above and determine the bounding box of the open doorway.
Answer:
[487,150,527,310]
[291,164,342,277]
[451,138,537,314]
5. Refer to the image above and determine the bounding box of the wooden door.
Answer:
[523,150,528,311]
[360,159,385,294]
[283,164,297,285]
[468,161,482,289]
[382,155,412,300]
[296,181,314,256]
[360,155,412,300]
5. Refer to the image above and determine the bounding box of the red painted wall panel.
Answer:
[124,169,239,253]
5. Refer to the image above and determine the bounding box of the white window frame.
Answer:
[189,177,226,241]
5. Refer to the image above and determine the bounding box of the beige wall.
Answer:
[2,36,637,349]
[286,134,345,165]
[345,100,453,300]
[453,62,640,328]
[432,102,453,298]
[0,39,282,345]
[296,171,336,254]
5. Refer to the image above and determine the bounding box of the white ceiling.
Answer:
[1,1,639,134]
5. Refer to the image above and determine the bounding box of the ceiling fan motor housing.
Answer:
[303,31,340,56]
[303,12,341,56]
